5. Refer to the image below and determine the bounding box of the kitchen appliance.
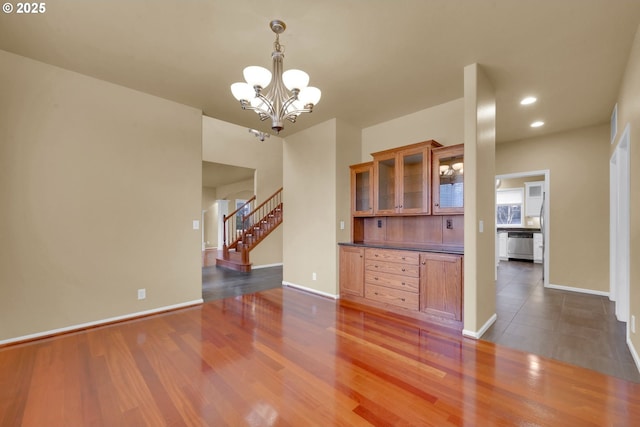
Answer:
[507,231,534,261]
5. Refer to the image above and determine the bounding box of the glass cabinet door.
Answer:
[351,162,373,215]
[401,151,424,211]
[433,145,464,214]
[355,169,370,212]
[376,157,396,212]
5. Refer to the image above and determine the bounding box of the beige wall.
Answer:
[361,98,464,159]
[202,116,283,267]
[283,119,361,295]
[613,24,640,360]
[496,124,610,292]
[0,50,203,342]
[283,120,338,295]
[202,187,217,248]
[463,64,497,335]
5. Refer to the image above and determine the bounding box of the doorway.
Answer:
[495,170,550,286]
[610,124,630,330]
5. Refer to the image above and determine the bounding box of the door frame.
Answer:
[495,169,550,287]
[610,123,630,331]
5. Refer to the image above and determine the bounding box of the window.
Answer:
[496,188,523,226]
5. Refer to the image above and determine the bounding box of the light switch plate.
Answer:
[193,220,200,230]
[479,220,484,233]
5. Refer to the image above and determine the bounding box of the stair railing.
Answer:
[222,195,256,258]
[239,188,283,262]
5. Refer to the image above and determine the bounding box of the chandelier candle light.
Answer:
[230,20,321,133]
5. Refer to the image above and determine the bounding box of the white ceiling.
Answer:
[1,0,639,143]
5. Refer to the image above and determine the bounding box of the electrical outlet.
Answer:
[312,272,317,281]
[138,288,146,300]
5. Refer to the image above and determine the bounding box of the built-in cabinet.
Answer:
[533,232,543,263]
[342,139,465,330]
[497,232,508,260]
[364,248,420,310]
[340,246,463,326]
[339,246,364,297]
[373,142,438,215]
[432,144,464,215]
[419,252,462,321]
[525,181,544,217]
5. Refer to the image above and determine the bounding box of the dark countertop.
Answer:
[339,242,464,255]
[496,227,541,233]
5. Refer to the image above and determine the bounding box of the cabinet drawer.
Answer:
[365,283,419,311]
[365,260,419,277]
[365,248,419,265]
[364,271,419,293]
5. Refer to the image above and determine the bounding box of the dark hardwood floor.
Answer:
[202,265,282,301]
[2,286,639,426]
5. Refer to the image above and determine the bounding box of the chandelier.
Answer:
[230,20,321,133]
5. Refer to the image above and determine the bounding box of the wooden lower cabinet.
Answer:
[419,252,463,321]
[339,246,364,297]
[364,248,420,311]
[339,245,463,329]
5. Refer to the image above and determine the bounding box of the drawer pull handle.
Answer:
[401,298,405,302]
[374,277,379,280]
[401,268,406,272]
[375,254,379,257]
[401,282,405,286]
[374,292,379,296]
[401,257,405,260]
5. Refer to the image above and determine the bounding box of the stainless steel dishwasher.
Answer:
[507,231,534,261]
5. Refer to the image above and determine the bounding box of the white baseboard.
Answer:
[282,281,339,299]
[628,337,640,374]
[0,299,203,346]
[546,283,609,297]
[252,262,283,270]
[463,313,497,339]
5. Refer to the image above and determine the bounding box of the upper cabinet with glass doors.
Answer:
[350,162,374,216]
[372,140,442,215]
[432,144,464,214]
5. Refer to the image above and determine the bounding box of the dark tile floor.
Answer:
[202,265,283,301]
[482,260,640,383]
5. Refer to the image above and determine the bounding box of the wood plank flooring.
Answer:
[2,287,640,426]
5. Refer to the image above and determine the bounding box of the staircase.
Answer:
[216,188,283,272]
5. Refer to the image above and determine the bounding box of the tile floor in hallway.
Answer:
[482,260,640,383]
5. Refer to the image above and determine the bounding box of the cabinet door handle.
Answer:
[401,282,406,286]
[401,257,406,260]
[374,277,379,280]
[435,203,439,207]
[374,254,379,257]
[374,292,379,296]
[401,268,406,272]
[401,298,406,302]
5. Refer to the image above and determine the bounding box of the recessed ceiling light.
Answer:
[530,121,544,128]
[520,97,537,105]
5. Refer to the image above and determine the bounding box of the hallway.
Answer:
[483,261,640,382]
